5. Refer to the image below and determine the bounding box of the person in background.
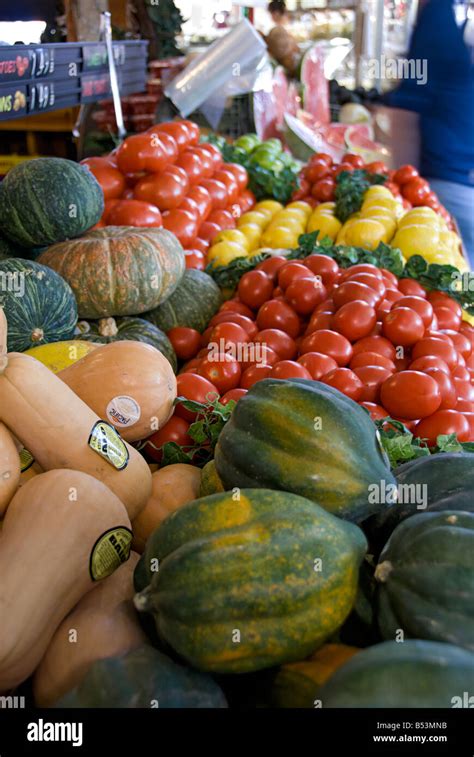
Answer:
[268,0,289,26]
[383,0,474,265]
[265,0,300,77]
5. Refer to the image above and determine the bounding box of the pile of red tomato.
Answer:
[146,255,474,458]
[81,119,255,270]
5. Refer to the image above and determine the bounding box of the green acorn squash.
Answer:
[0,259,77,352]
[39,227,185,319]
[144,268,222,333]
[134,488,367,674]
[215,378,396,523]
[375,511,474,650]
[76,316,177,373]
[0,158,103,248]
[199,459,225,497]
[318,639,474,707]
[55,645,227,708]
[365,452,474,555]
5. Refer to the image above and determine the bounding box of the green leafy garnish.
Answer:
[334,169,387,223]
[374,418,474,469]
[404,255,474,315]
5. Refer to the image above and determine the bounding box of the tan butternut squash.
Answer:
[59,341,176,442]
[0,307,6,373]
[0,469,131,691]
[132,464,201,553]
[0,423,20,516]
[0,353,151,519]
[33,552,145,706]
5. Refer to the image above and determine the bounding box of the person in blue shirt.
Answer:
[384,0,474,265]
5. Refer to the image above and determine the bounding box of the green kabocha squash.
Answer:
[365,452,474,555]
[134,488,367,674]
[76,317,177,372]
[144,268,222,333]
[39,227,185,319]
[375,511,474,650]
[215,378,396,523]
[0,259,77,352]
[318,639,474,707]
[0,158,103,248]
[55,645,227,708]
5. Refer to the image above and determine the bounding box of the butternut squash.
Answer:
[0,353,151,519]
[33,552,145,706]
[0,469,131,691]
[132,464,201,553]
[59,341,177,442]
[0,306,6,372]
[0,423,20,516]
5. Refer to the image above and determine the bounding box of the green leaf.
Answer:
[435,434,465,453]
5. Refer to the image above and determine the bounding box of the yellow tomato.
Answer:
[261,226,300,249]
[364,185,394,201]
[307,213,342,241]
[237,211,269,229]
[207,241,247,267]
[315,201,337,212]
[398,207,440,229]
[361,197,401,218]
[286,201,313,217]
[237,223,263,251]
[255,200,284,216]
[212,229,250,250]
[392,224,440,260]
[267,217,305,236]
[360,209,396,239]
[275,208,308,224]
[346,219,388,249]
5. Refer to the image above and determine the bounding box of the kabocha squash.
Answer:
[318,639,474,708]
[0,470,131,691]
[0,259,77,352]
[55,645,227,708]
[34,553,145,707]
[267,644,359,708]
[0,423,20,516]
[25,340,100,374]
[76,317,177,372]
[144,268,222,333]
[132,464,201,553]
[0,158,103,248]
[0,352,151,519]
[39,227,185,319]
[365,453,474,554]
[134,489,367,673]
[375,511,474,651]
[59,341,176,443]
[215,379,396,523]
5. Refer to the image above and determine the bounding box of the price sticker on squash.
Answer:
[88,421,129,470]
[89,526,132,582]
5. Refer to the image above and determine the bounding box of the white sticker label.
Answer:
[106,395,141,428]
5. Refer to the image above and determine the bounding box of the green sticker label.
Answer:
[89,526,132,581]
[19,448,35,473]
[88,421,129,470]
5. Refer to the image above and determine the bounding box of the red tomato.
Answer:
[116,133,168,174]
[414,410,470,446]
[240,364,272,389]
[454,378,474,402]
[353,365,392,403]
[304,255,340,287]
[209,322,250,351]
[382,307,425,347]
[285,277,327,315]
[402,177,430,206]
[441,330,472,359]
[189,147,213,178]
[220,388,247,405]
[347,273,386,301]
[102,198,120,222]
[256,256,287,282]
[208,312,258,339]
[352,335,397,361]
[332,300,377,342]
[322,368,363,401]
[155,121,192,152]
[393,165,419,185]
[236,188,256,213]
[311,152,333,166]
[305,161,331,183]
[177,197,200,222]
[422,368,458,410]
[224,163,248,191]
[397,279,427,298]
[333,281,379,309]
[254,329,297,360]
[238,270,273,310]
[227,202,242,221]
[311,178,336,201]
[377,300,393,319]
[428,292,463,319]
[84,163,126,201]
[300,329,353,366]
[340,264,384,282]
[457,399,474,412]
[199,179,228,209]
[240,344,279,370]
[168,327,202,361]
[107,199,163,227]
[409,355,451,375]
[144,416,192,463]
[350,351,396,372]
[188,185,212,222]
[314,298,336,314]
[460,322,474,339]
[297,352,338,380]
[359,402,389,421]
[180,120,200,145]
[198,354,241,393]
[175,150,205,185]
[175,373,219,421]
[278,262,313,291]
[341,153,365,168]
[380,371,442,419]
[219,300,254,318]
[162,209,198,247]
[199,221,221,243]
[453,365,471,381]
[214,170,239,204]
[207,209,236,231]
[257,300,301,338]
[271,360,312,381]
[198,142,223,170]
[365,161,388,174]
[152,132,179,164]
[134,167,188,210]
[411,337,458,370]
[434,306,462,331]
[306,310,334,333]
[392,296,433,328]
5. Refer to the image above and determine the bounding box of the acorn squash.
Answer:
[375,511,474,651]
[0,469,131,691]
[55,645,228,708]
[144,268,222,334]
[25,340,100,374]
[134,488,367,673]
[199,459,225,497]
[318,639,474,707]
[215,378,396,523]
